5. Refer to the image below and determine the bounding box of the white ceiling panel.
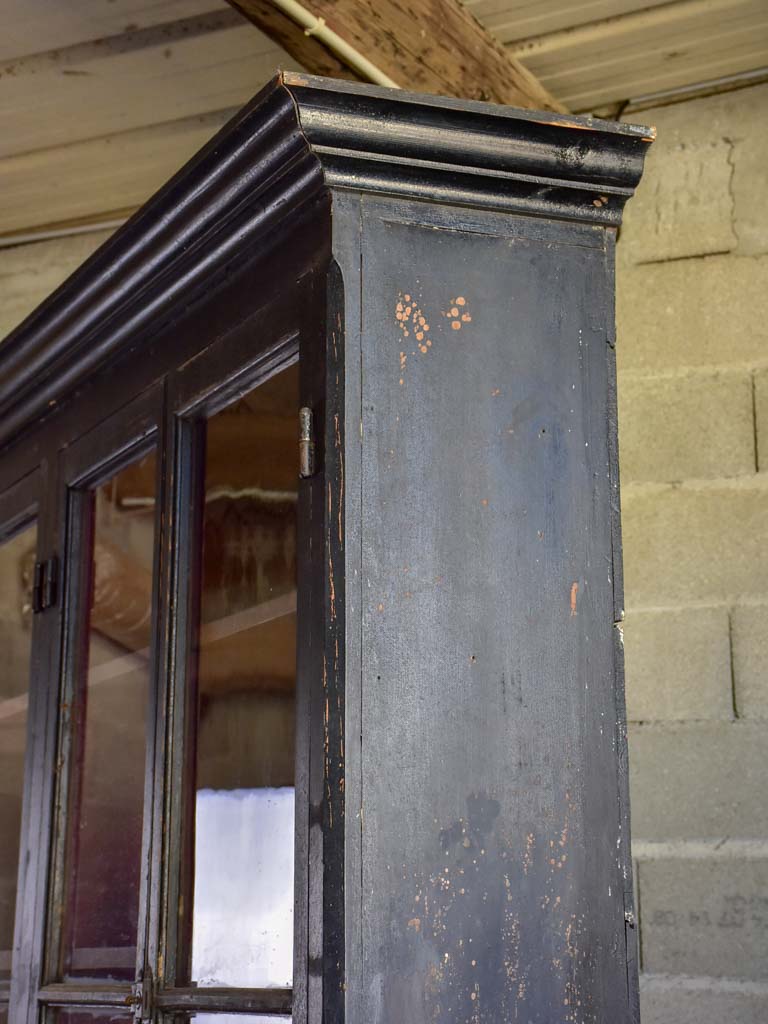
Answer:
[0,0,218,62]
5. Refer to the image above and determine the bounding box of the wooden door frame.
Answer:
[37,384,164,1017]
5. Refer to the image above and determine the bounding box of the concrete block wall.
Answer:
[618,82,768,1023]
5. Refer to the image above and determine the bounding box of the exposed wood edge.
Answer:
[228,0,565,111]
[508,0,750,58]
[239,0,400,86]
[225,0,362,82]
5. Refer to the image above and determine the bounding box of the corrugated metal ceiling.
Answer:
[464,0,768,110]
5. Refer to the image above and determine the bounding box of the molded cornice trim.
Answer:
[0,73,653,450]
[286,72,654,226]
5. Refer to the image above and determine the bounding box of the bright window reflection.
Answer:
[0,522,36,984]
[191,788,294,987]
[190,364,298,990]
[191,1015,290,1024]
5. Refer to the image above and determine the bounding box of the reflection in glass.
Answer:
[0,523,37,983]
[52,1009,132,1024]
[191,1017,290,1024]
[191,364,297,989]
[61,453,157,981]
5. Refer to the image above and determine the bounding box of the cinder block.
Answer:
[616,253,768,373]
[638,856,768,980]
[755,368,768,474]
[0,229,112,340]
[619,84,768,264]
[620,139,736,263]
[622,477,768,606]
[623,607,732,722]
[733,130,768,257]
[640,975,768,1024]
[618,371,755,483]
[731,604,768,719]
[628,722,768,839]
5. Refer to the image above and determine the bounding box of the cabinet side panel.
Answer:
[358,197,633,1023]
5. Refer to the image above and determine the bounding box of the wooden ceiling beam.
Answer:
[226,0,566,111]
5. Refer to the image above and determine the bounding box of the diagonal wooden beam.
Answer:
[226,0,566,111]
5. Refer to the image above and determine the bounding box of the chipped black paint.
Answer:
[0,73,650,1024]
[351,197,641,1022]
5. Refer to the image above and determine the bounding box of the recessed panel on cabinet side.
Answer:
[357,197,631,1023]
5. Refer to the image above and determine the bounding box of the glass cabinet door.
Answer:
[161,354,299,1023]
[0,465,47,1024]
[57,451,158,983]
[0,517,38,1020]
[14,332,307,1024]
[39,391,163,1024]
[189,364,298,993]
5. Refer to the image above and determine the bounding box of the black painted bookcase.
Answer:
[0,74,652,1024]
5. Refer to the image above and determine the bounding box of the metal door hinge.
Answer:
[32,555,58,613]
[299,406,316,478]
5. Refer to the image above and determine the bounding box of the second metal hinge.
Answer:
[32,555,58,614]
[299,406,316,478]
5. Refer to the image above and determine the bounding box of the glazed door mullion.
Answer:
[162,331,300,999]
[40,385,164,1015]
[155,279,320,1024]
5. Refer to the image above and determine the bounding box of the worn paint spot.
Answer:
[570,581,578,616]
[396,289,433,370]
[523,833,535,875]
[444,296,473,333]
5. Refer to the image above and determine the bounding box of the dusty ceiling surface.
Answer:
[1,0,767,238]
[464,0,768,111]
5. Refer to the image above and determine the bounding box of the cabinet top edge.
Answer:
[282,71,656,144]
[281,72,653,211]
[0,72,653,454]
